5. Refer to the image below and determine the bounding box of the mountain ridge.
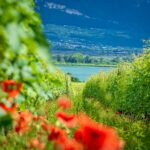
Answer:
[43,24,142,56]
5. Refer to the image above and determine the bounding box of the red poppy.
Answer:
[63,139,83,150]
[15,121,29,134]
[48,126,67,143]
[74,113,124,150]
[0,102,16,113]
[55,112,77,128]
[55,139,83,150]
[33,115,45,121]
[41,122,52,132]
[27,138,45,150]
[57,97,72,109]
[15,110,32,134]
[1,80,23,98]
[19,110,33,123]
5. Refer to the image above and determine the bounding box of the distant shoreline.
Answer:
[54,62,116,67]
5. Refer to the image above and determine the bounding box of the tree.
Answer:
[84,55,91,63]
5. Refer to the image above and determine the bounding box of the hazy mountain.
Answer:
[35,0,150,56]
[43,24,141,55]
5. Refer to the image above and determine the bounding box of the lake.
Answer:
[57,65,114,81]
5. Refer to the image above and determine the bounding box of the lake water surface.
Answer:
[57,65,114,81]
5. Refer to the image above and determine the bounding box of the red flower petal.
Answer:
[0,102,16,113]
[48,126,67,143]
[15,110,32,134]
[28,138,45,150]
[1,80,23,98]
[57,97,72,109]
[74,113,124,150]
[41,122,51,132]
[55,139,83,150]
[56,112,77,128]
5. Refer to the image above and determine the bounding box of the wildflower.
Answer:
[48,126,67,143]
[1,80,23,98]
[57,97,71,109]
[54,139,83,150]
[74,113,124,150]
[55,112,77,128]
[33,115,45,121]
[15,110,32,134]
[41,122,51,132]
[0,102,16,113]
[27,138,45,150]
[62,139,83,150]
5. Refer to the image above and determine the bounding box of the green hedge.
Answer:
[82,72,110,107]
[83,52,150,118]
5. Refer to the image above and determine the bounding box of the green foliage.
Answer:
[107,63,132,111]
[82,72,109,107]
[0,114,12,128]
[53,53,132,65]
[71,90,150,150]
[66,73,81,82]
[107,53,150,117]
[0,0,65,104]
[83,52,150,118]
[124,53,150,116]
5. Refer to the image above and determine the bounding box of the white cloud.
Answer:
[45,2,66,10]
[108,20,119,25]
[65,9,83,16]
[44,2,91,18]
[85,15,91,19]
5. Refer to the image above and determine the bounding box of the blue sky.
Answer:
[36,0,150,36]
